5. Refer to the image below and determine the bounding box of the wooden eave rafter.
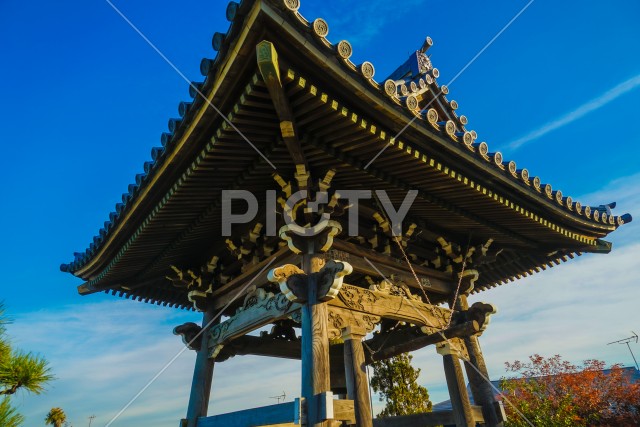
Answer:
[279,67,612,248]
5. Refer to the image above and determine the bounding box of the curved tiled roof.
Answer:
[268,2,631,228]
[61,0,631,294]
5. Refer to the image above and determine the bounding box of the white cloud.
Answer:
[6,302,200,427]
[505,74,640,151]
[474,242,640,372]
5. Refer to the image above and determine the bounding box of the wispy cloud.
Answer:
[6,301,301,427]
[308,0,426,45]
[473,240,640,378]
[506,74,640,151]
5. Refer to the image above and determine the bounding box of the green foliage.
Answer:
[0,397,24,427]
[0,350,53,396]
[0,303,54,426]
[501,354,640,427]
[45,407,67,427]
[370,352,432,417]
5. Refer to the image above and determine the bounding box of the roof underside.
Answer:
[61,0,630,310]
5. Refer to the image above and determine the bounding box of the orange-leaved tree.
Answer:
[500,354,640,427]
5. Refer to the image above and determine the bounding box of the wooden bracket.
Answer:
[165,265,213,311]
[268,260,353,303]
[327,307,380,340]
[173,322,203,351]
[278,220,342,255]
[436,340,469,359]
[367,276,422,301]
[466,302,497,333]
[433,237,503,274]
[456,269,479,295]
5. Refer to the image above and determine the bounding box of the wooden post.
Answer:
[186,308,218,427]
[301,252,331,427]
[437,343,474,427]
[342,326,372,427]
[457,296,502,426]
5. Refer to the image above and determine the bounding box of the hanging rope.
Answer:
[443,233,472,328]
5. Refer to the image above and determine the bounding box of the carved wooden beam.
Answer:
[207,288,300,358]
[366,277,422,301]
[329,283,451,329]
[173,322,203,351]
[327,306,380,340]
[454,301,497,334]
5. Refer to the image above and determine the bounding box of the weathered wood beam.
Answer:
[367,320,480,363]
[333,399,356,425]
[213,335,301,361]
[438,343,475,427]
[301,253,331,427]
[456,295,503,426]
[257,40,307,168]
[331,239,453,295]
[217,337,350,398]
[343,326,373,427]
[185,310,218,427]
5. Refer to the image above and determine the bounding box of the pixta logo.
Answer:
[221,190,418,237]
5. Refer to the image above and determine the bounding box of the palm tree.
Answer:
[45,407,67,427]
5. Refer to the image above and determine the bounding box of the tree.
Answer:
[500,354,640,427]
[0,303,54,425]
[370,352,432,417]
[0,397,24,427]
[45,407,67,427]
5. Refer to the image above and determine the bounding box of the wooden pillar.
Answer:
[342,326,373,427]
[438,343,474,427]
[185,308,218,427]
[301,252,331,427]
[457,296,502,427]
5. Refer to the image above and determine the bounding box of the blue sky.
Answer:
[1,0,639,426]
